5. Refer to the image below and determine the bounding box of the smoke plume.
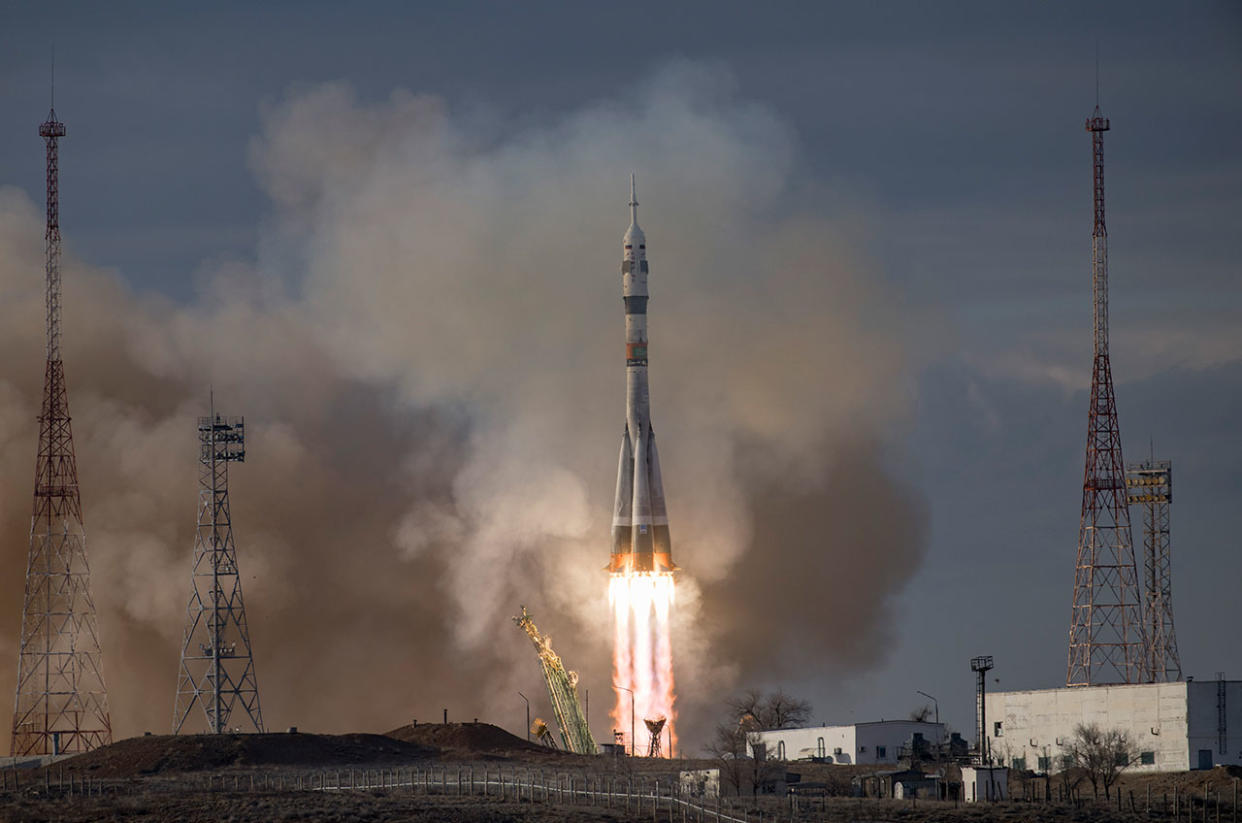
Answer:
[0,62,927,749]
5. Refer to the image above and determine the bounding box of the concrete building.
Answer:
[961,766,1008,802]
[986,680,1242,773]
[748,721,945,765]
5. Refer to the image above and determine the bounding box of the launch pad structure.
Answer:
[10,104,112,757]
[514,607,597,755]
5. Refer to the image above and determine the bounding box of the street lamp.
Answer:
[614,683,635,756]
[915,690,939,725]
[517,691,530,742]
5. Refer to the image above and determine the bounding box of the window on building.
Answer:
[993,721,1003,737]
[777,741,786,760]
[1061,754,1074,769]
[817,737,825,758]
[1140,751,1155,765]
[1012,757,1026,771]
[1114,751,1129,767]
[876,746,886,759]
[833,747,843,756]
[1038,756,1051,772]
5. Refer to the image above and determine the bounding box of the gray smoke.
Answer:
[0,62,928,750]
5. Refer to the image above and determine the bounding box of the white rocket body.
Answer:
[610,178,673,574]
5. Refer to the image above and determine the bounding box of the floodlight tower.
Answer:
[970,656,993,765]
[10,104,113,756]
[1126,455,1181,682]
[173,403,264,734]
[1065,105,1147,686]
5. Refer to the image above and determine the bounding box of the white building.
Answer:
[748,721,945,765]
[986,680,1242,773]
[960,766,1008,802]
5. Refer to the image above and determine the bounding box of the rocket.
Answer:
[610,176,674,575]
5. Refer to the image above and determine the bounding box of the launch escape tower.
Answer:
[514,608,597,755]
[10,105,113,756]
[1126,456,1182,682]
[1066,105,1147,687]
[173,406,264,734]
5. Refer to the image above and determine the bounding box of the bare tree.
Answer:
[706,720,749,796]
[724,688,812,731]
[763,689,812,730]
[1063,723,1139,801]
[909,704,933,723]
[710,689,811,796]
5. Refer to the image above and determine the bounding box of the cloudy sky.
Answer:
[0,2,1238,747]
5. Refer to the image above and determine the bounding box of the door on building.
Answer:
[1198,749,1213,770]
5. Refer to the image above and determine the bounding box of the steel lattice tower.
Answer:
[172,406,264,734]
[1066,106,1147,686]
[1126,456,1182,682]
[10,106,113,756]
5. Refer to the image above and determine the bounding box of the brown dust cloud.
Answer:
[0,63,928,751]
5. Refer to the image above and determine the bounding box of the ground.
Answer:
[0,726,1235,821]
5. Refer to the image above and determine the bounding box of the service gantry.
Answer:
[1066,104,1147,686]
[514,607,597,755]
[10,104,113,756]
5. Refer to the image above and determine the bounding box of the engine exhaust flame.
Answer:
[610,571,676,755]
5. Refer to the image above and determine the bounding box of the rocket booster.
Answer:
[610,176,674,575]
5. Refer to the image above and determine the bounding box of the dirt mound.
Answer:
[386,722,561,757]
[48,732,437,778]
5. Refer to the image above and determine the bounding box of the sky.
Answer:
[0,1,1239,749]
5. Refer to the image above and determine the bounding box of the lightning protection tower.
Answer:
[173,405,264,734]
[10,104,112,756]
[1065,104,1147,687]
[1126,455,1182,682]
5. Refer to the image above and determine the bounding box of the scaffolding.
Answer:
[514,607,597,754]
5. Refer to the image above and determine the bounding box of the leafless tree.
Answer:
[909,704,933,723]
[724,688,812,731]
[1063,723,1139,801]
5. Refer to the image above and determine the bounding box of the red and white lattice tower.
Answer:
[1065,106,1148,686]
[10,106,113,755]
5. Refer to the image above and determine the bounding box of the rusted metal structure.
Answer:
[173,406,264,734]
[10,104,113,756]
[1126,456,1182,682]
[1066,105,1147,686]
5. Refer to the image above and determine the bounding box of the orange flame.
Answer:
[610,571,676,756]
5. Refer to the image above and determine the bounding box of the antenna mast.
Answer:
[1066,105,1147,686]
[173,405,264,734]
[10,103,113,756]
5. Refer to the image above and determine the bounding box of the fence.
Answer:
[3,762,1240,822]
